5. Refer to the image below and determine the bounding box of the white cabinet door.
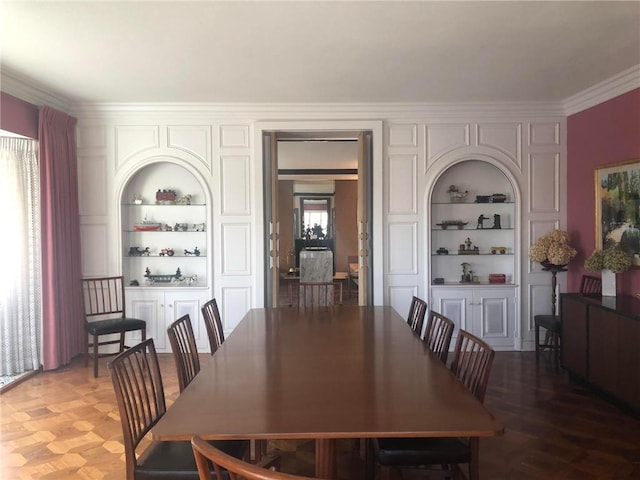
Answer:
[127,288,209,353]
[430,286,515,350]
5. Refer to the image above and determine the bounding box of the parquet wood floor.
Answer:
[1,351,639,479]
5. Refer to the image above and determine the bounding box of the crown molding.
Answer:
[563,65,640,116]
[1,67,73,113]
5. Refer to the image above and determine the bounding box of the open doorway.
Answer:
[263,130,373,307]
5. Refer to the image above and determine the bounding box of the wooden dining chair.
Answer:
[367,329,496,480]
[201,298,225,355]
[407,296,428,336]
[191,435,325,480]
[81,275,146,377]
[422,311,455,364]
[167,314,200,392]
[535,274,601,372]
[108,338,248,480]
[298,282,342,308]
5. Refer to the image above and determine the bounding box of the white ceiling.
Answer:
[1,1,639,106]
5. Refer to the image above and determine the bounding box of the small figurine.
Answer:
[460,262,473,283]
[477,214,488,229]
[184,247,200,256]
[492,214,502,229]
[447,185,468,202]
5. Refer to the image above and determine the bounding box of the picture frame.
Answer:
[595,159,640,266]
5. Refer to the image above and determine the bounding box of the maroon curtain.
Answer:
[39,106,84,370]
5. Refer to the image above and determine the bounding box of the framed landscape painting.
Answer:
[595,159,640,266]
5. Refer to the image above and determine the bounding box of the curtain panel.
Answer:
[38,107,84,370]
[0,137,41,375]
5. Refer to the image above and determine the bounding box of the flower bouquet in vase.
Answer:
[584,246,632,296]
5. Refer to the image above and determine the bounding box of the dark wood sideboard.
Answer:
[560,293,640,412]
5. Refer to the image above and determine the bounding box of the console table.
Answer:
[560,293,640,412]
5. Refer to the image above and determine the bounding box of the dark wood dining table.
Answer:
[150,306,504,478]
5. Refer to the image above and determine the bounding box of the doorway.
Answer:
[261,127,378,307]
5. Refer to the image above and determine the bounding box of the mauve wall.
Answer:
[0,92,38,138]
[567,88,640,294]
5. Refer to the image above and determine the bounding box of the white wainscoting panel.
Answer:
[425,123,470,169]
[220,125,250,148]
[388,285,418,321]
[221,223,251,276]
[388,154,417,214]
[529,122,560,146]
[220,155,251,215]
[115,126,160,169]
[387,222,418,275]
[80,224,108,276]
[481,297,508,337]
[529,153,560,214]
[388,123,417,147]
[167,125,212,171]
[78,154,108,216]
[221,286,251,331]
[477,123,522,171]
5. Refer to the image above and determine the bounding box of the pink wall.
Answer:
[0,92,38,139]
[567,88,640,294]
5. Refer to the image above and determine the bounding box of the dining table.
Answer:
[150,305,504,478]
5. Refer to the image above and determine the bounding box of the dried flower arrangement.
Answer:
[584,246,632,274]
[529,229,577,266]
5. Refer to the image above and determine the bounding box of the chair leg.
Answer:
[364,439,376,480]
[468,437,479,480]
[534,323,540,361]
[93,334,99,378]
[552,332,560,373]
[119,332,126,353]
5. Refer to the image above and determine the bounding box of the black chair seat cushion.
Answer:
[85,317,146,336]
[135,439,248,479]
[374,437,470,466]
[534,314,560,333]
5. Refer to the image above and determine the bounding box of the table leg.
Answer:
[315,438,336,478]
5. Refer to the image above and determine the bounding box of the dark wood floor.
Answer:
[1,350,639,479]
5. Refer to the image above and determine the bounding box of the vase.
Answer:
[540,260,567,272]
[601,269,616,297]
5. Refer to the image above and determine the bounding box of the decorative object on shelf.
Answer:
[133,215,162,231]
[490,246,507,254]
[491,193,507,203]
[132,194,143,205]
[128,246,150,256]
[129,279,140,286]
[159,248,175,257]
[183,274,198,286]
[584,246,632,297]
[475,195,491,203]
[447,185,468,202]
[144,267,183,283]
[436,220,468,230]
[489,273,506,284]
[433,277,445,284]
[176,194,192,205]
[163,224,173,231]
[184,247,200,256]
[594,159,640,266]
[155,189,177,204]
[174,223,189,232]
[460,262,473,283]
[436,247,449,255]
[458,237,479,255]
[477,214,489,229]
[492,214,502,229]
[193,223,205,232]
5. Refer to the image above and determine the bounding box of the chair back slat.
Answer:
[202,298,225,355]
[191,435,325,480]
[82,276,126,319]
[109,339,166,479]
[580,274,602,295]
[423,311,455,363]
[407,296,428,335]
[167,314,201,392]
[298,282,342,308]
[450,330,495,403]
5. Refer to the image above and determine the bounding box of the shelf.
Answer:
[432,253,513,257]
[126,255,207,258]
[431,201,514,205]
[124,230,206,233]
[431,228,514,231]
[122,203,206,206]
[431,282,516,287]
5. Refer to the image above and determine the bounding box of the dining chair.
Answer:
[191,435,325,480]
[367,329,496,480]
[201,298,225,355]
[407,296,428,336]
[108,338,248,480]
[167,314,200,392]
[422,311,455,364]
[298,282,342,307]
[535,274,601,372]
[81,275,146,377]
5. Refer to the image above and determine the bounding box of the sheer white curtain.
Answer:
[0,137,41,375]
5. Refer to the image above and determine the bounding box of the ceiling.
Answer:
[1,1,639,106]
